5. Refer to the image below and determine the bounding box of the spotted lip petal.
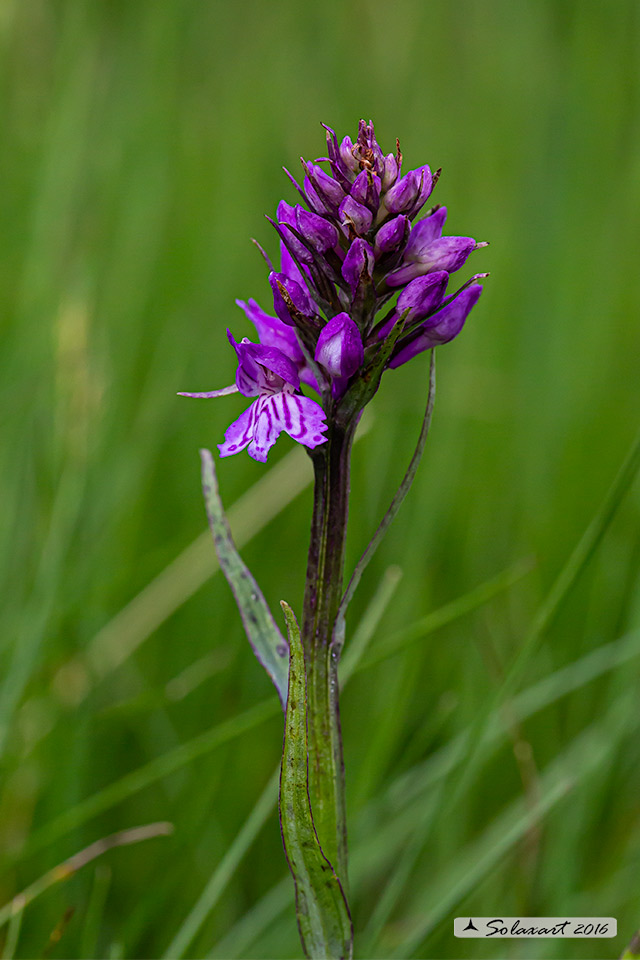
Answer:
[219,391,328,463]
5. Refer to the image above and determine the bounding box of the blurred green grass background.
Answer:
[1,0,639,957]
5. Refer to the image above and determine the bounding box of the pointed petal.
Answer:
[178,384,238,399]
[236,298,305,364]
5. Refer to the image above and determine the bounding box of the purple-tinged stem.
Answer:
[302,417,356,884]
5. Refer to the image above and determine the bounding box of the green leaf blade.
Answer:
[279,601,353,960]
[200,449,289,708]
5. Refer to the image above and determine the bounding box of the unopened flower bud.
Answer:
[339,195,373,234]
[350,169,381,212]
[384,164,432,214]
[389,285,483,368]
[341,238,375,294]
[269,271,313,326]
[295,207,339,253]
[382,153,399,191]
[374,215,409,256]
[303,162,345,214]
[314,313,363,378]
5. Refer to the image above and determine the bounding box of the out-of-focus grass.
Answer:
[1,1,639,957]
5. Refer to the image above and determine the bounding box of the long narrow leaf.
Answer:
[200,448,289,708]
[279,602,353,960]
[334,350,436,651]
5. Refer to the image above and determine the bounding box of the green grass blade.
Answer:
[200,448,289,708]
[279,601,353,960]
[21,699,278,859]
[357,555,534,673]
[389,691,639,958]
[162,768,280,959]
[334,351,435,650]
[0,823,172,931]
[18,563,526,865]
[447,427,640,810]
[339,565,403,683]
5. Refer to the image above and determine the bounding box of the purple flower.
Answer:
[234,297,318,392]
[385,208,480,287]
[342,238,374,294]
[339,195,373,235]
[374,215,409,256]
[315,313,363,379]
[269,271,314,326]
[389,285,483,368]
[181,119,489,465]
[383,164,432,215]
[350,169,381,212]
[180,335,327,462]
[303,162,345,215]
[377,272,449,339]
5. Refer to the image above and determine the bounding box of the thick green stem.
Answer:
[301,419,355,884]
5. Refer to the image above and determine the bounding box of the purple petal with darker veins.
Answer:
[389,284,483,368]
[218,402,259,457]
[273,393,328,448]
[246,392,328,461]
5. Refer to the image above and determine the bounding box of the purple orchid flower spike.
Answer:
[181,118,489,960]
[180,333,327,462]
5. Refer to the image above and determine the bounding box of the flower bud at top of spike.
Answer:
[341,238,375,293]
[382,153,400,191]
[353,119,385,176]
[303,162,345,213]
[322,123,352,187]
[384,164,432,214]
[406,165,435,218]
[339,195,373,235]
[295,206,339,253]
[269,271,313,326]
[374,215,409,256]
[338,135,360,176]
[314,312,363,379]
[350,169,381,212]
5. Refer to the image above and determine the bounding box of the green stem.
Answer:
[301,419,355,884]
